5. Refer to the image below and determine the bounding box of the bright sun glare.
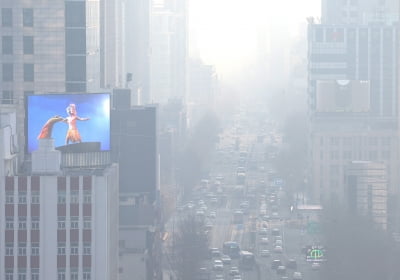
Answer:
[189,0,320,77]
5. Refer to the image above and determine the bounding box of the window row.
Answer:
[57,242,92,255]
[5,243,39,256]
[58,268,91,280]
[5,269,39,280]
[5,191,39,204]
[5,217,39,230]
[323,150,392,161]
[321,136,392,146]
[58,216,92,229]
[1,8,34,27]
[2,63,34,82]
[2,35,34,54]
[58,191,92,204]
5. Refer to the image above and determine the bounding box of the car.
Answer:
[260,236,269,244]
[214,274,224,280]
[209,211,217,219]
[210,248,221,258]
[221,254,231,264]
[258,228,268,236]
[229,266,240,275]
[233,275,242,280]
[311,262,321,270]
[286,259,297,269]
[260,249,270,257]
[277,265,286,275]
[271,259,282,269]
[261,215,270,221]
[271,228,280,236]
[275,239,283,246]
[213,260,224,271]
[292,271,303,280]
[273,246,283,253]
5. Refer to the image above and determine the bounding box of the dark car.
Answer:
[287,259,297,269]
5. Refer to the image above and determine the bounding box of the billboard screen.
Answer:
[316,80,370,113]
[27,93,110,153]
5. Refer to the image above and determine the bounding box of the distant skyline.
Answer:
[189,0,321,80]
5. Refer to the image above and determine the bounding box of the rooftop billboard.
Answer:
[26,93,110,153]
[316,80,370,113]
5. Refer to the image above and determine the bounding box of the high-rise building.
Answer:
[0,0,104,159]
[307,2,400,230]
[0,108,119,280]
[110,96,162,280]
[125,0,151,104]
[321,0,399,24]
[150,0,188,104]
[100,0,126,89]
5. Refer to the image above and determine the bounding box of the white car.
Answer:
[273,245,283,253]
[260,237,269,244]
[311,262,321,270]
[292,271,303,280]
[229,266,239,275]
[213,260,224,271]
[221,254,231,264]
[260,249,270,257]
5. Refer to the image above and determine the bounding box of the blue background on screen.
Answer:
[27,93,110,153]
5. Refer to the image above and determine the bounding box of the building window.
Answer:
[381,137,391,146]
[70,270,78,280]
[2,90,13,104]
[57,243,66,255]
[18,217,27,230]
[23,36,34,54]
[6,243,13,256]
[382,150,390,160]
[31,243,39,256]
[31,191,40,204]
[18,191,27,204]
[83,217,91,229]
[23,8,33,27]
[58,192,66,204]
[18,243,27,256]
[343,151,352,160]
[6,191,14,203]
[368,137,378,146]
[70,217,79,229]
[83,269,91,280]
[5,269,13,280]
[31,218,39,229]
[58,217,66,229]
[6,217,13,229]
[369,150,378,161]
[2,36,13,54]
[57,269,66,280]
[83,190,91,204]
[70,190,79,204]
[1,8,12,27]
[2,63,13,81]
[24,63,34,82]
[83,243,91,255]
[18,269,26,280]
[31,269,39,280]
[329,137,340,146]
[70,243,79,255]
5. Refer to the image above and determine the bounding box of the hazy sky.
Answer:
[189,0,321,79]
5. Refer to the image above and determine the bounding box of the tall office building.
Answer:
[0,0,103,160]
[307,2,400,229]
[111,94,162,280]
[100,0,126,89]
[0,107,119,280]
[321,0,399,24]
[150,0,188,104]
[125,0,151,104]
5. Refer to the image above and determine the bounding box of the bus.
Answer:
[239,250,255,270]
[222,241,241,259]
[232,210,244,224]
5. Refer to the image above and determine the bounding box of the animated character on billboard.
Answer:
[64,103,90,144]
[37,115,65,139]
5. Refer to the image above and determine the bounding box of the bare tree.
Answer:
[171,215,209,280]
[321,204,400,280]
